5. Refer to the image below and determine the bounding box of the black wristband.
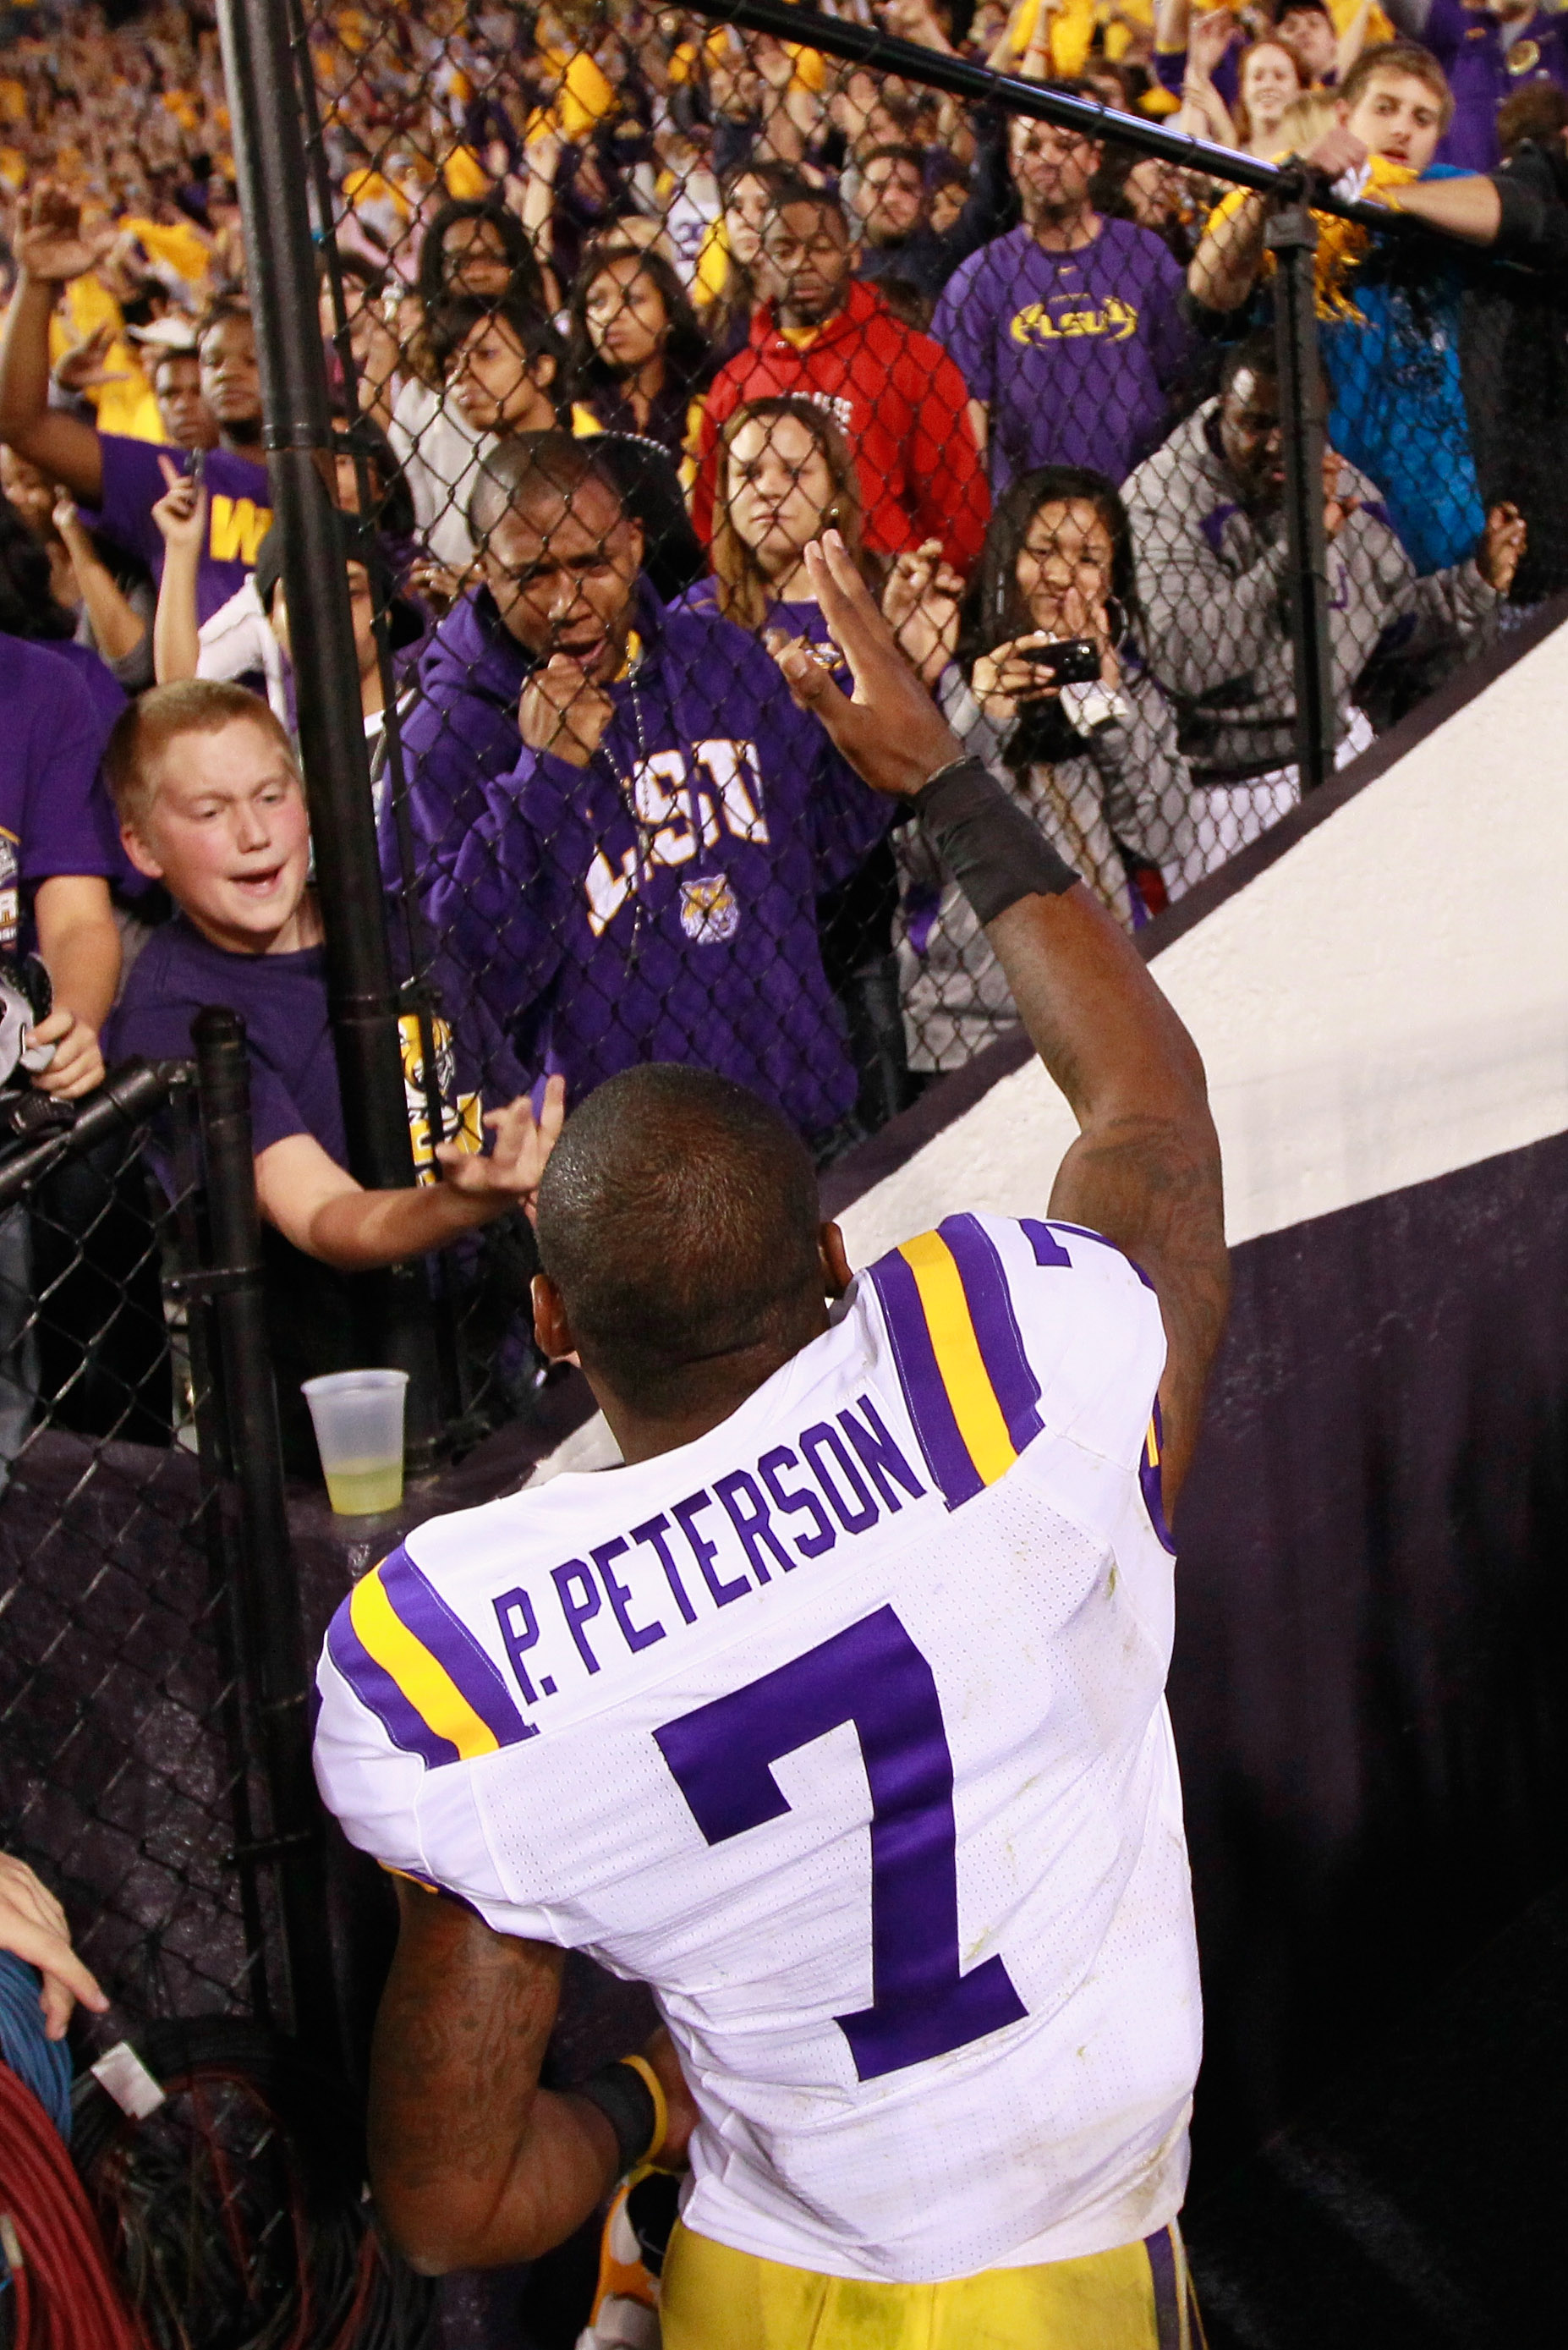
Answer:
[573,2058,658,2177]
[913,755,1078,925]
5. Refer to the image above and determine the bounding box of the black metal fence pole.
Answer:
[1267,190,1336,798]
[213,0,443,1453]
[194,1008,341,2067]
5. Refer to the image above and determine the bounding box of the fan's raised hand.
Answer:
[766,530,962,799]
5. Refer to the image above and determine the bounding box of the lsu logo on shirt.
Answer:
[1010,296,1138,347]
[679,872,740,944]
[584,740,770,936]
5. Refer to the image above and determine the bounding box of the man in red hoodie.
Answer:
[689,182,990,575]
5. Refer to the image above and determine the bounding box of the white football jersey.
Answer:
[313,1213,1200,2285]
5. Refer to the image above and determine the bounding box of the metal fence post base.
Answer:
[214,0,443,1453]
[195,1008,343,2070]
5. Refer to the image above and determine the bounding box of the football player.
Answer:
[314,533,1229,2348]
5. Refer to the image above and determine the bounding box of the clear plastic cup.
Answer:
[300,1370,409,1515]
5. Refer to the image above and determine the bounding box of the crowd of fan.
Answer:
[0,0,1565,1456]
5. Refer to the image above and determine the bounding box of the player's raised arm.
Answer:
[771,537,1228,1510]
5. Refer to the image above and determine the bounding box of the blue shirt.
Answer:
[1321,166,1485,577]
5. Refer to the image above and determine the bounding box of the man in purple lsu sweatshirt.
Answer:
[399,434,891,1152]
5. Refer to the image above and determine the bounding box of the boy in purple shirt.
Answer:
[104,681,562,1462]
[932,98,1193,493]
[0,185,273,625]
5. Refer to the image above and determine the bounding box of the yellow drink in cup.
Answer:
[322,1460,407,1517]
[301,1370,409,1516]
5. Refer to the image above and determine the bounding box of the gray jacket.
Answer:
[896,662,1196,1073]
[1122,399,1499,781]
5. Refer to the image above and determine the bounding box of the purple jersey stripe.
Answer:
[866,1250,983,1508]
[1047,1217,1158,1290]
[936,1215,1044,1458]
[1140,1398,1177,1557]
[379,1546,531,1747]
[1019,1216,1072,1270]
[326,1599,459,1768]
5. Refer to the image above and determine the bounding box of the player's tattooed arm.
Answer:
[991,889,1228,1511]
[772,532,1228,1517]
[368,1878,695,2270]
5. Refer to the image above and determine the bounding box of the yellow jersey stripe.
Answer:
[897,1231,1018,1487]
[349,1569,500,1763]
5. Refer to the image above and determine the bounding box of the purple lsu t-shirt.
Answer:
[932,220,1192,492]
[91,437,274,626]
[107,914,529,1177]
[0,633,124,958]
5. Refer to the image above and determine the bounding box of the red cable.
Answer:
[0,2064,140,2350]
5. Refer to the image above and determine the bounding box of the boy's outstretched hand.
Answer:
[766,531,962,799]
[436,1073,567,1224]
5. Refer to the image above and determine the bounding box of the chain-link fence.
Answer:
[266,0,1560,1231]
[0,1028,439,2339]
[0,1057,266,2029]
[0,1033,332,2045]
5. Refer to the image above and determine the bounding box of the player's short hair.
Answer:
[535,1064,823,1420]
[105,680,296,836]
[468,430,625,546]
[1339,40,1454,131]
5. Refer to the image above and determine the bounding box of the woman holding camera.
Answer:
[885,464,1197,1073]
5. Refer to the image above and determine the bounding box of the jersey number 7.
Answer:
[655,1606,1028,2082]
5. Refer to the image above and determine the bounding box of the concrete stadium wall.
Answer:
[836,612,1568,1265]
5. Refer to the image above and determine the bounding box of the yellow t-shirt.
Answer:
[1003,0,1099,79]
[558,51,617,141]
[343,167,412,222]
[694,218,732,312]
[119,215,212,288]
[442,145,491,200]
[783,41,827,92]
[51,277,165,444]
